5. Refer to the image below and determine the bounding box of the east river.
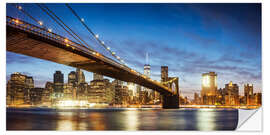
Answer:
[7,108,238,130]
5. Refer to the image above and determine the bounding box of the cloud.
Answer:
[6,52,34,64]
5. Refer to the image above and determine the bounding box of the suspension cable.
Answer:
[65,4,126,65]
[37,4,93,50]
[11,4,47,29]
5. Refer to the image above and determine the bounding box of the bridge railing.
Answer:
[6,16,172,93]
[6,16,128,69]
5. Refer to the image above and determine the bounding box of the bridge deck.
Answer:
[6,17,175,96]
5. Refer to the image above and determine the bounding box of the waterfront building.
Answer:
[225,81,239,105]
[88,79,113,104]
[53,71,64,99]
[193,92,200,105]
[42,82,53,106]
[63,83,74,100]
[113,80,128,105]
[244,84,253,105]
[201,72,217,105]
[7,72,30,105]
[29,88,43,105]
[254,92,262,106]
[77,82,88,101]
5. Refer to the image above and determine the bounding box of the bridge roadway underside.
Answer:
[7,26,179,108]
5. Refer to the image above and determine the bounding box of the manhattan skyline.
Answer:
[6,3,261,98]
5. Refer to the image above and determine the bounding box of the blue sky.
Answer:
[6,3,261,98]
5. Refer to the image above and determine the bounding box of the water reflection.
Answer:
[88,112,106,130]
[57,119,74,130]
[124,110,139,130]
[196,109,216,130]
[7,108,238,130]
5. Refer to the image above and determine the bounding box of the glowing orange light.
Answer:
[64,38,69,43]
[14,19,19,24]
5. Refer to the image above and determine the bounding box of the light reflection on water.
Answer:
[7,108,238,130]
[196,109,216,130]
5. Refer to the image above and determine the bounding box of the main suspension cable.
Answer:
[37,3,93,50]
[65,4,126,65]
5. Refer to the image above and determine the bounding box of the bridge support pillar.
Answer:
[162,94,179,109]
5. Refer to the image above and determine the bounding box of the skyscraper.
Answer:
[24,76,34,104]
[42,82,53,106]
[244,84,254,105]
[225,81,239,105]
[161,66,168,83]
[68,71,76,86]
[201,72,217,105]
[8,72,27,105]
[76,68,85,85]
[53,71,64,98]
[144,65,150,78]
[88,79,113,105]
[113,80,128,105]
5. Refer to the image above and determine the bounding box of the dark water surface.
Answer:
[7,108,238,130]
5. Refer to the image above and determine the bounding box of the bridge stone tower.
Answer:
[161,66,180,109]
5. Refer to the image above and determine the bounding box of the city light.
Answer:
[64,38,69,42]
[57,100,88,107]
[38,21,43,26]
[18,6,22,10]
[202,75,210,87]
[81,18,85,22]
[14,19,19,24]
[95,34,99,38]
[48,28,52,32]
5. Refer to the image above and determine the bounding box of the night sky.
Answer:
[6,3,261,98]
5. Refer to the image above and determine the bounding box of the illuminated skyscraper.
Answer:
[53,71,64,98]
[225,81,239,105]
[244,84,253,105]
[24,76,34,104]
[29,88,43,105]
[201,72,217,105]
[68,71,76,86]
[161,66,168,83]
[8,72,27,105]
[144,52,150,78]
[42,82,53,106]
[201,72,217,96]
[88,79,113,105]
[76,68,85,84]
[142,53,156,104]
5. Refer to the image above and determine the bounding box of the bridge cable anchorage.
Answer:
[65,4,126,65]
[36,4,94,51]
[11,4,47,30]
